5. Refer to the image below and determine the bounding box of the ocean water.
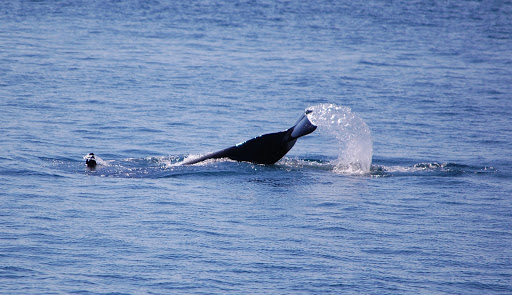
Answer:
[1,0,512,294]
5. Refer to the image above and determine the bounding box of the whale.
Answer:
[182,110,317,165]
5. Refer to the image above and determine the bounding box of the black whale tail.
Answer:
[183,110,317,165]
[290,110,317,139]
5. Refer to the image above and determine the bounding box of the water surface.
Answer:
[1,1,512,294]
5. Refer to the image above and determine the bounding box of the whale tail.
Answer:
[183,110,317,165]
[290,110,317,139]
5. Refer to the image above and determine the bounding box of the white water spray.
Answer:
[307,103,373,174]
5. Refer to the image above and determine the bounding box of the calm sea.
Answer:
[1,1,512,294]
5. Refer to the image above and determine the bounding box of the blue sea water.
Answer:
[1,0,512,294]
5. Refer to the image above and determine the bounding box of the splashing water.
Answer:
[307,103,373,174]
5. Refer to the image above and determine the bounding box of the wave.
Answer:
[44,154,498,179]
[369,162,498,178]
